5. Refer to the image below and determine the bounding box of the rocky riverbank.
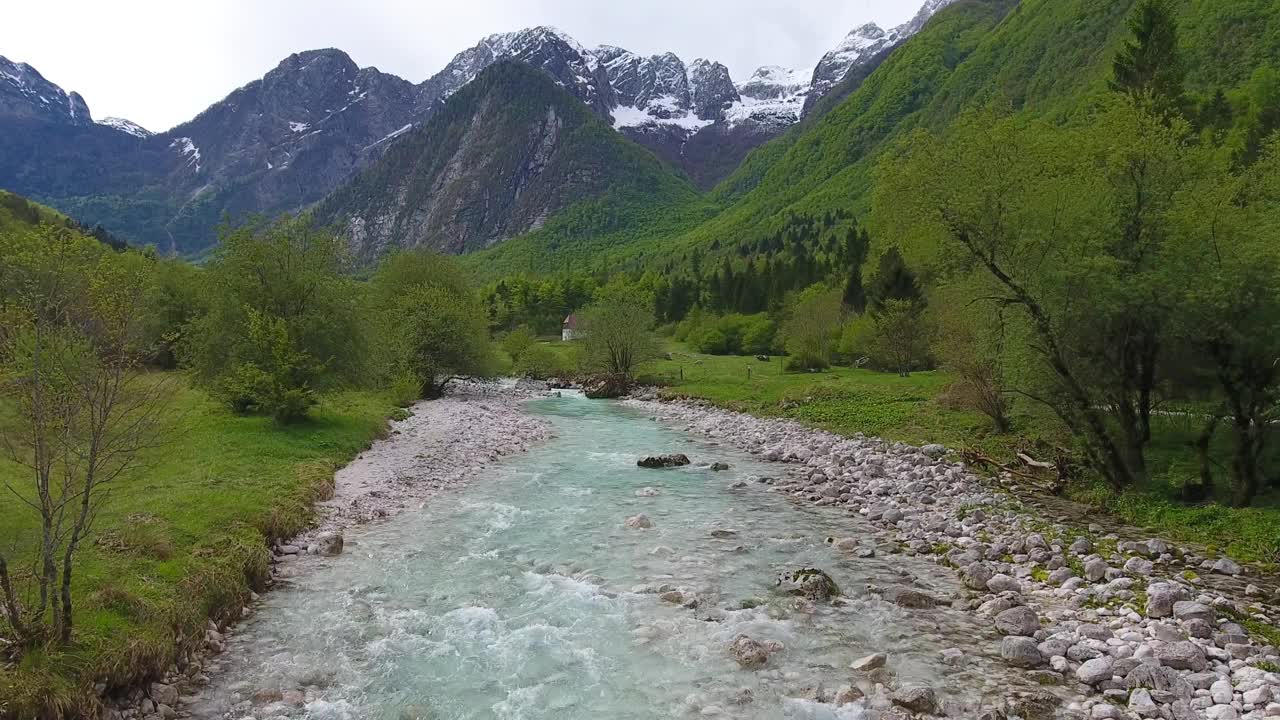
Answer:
[102,380,554,720]
[626,395,1280,720]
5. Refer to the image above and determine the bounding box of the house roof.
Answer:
[563,313,578,329]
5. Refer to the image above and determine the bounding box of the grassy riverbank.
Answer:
[0,377,399,719]
[632,345,1280,566]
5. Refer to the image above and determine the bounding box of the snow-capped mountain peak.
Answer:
[97,116,153,138]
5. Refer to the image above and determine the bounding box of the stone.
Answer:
[987,574,1022,593]
[1124,556,1154,575]
[729,635,770,669]
[1173,601,1216,623]
[995,606,1040,636]
[638,454,691,469]
[1244,687,1272,705]
[890,588,936,609]
[921,444,947,458]
[963,562,994,590]
[1076,656,1114,685]
[1070,537,1093,555]
[1206,706,1239,720]
[150,685,179,707]
[1084,558,1110,582]
[313,531,343,556]
[833,685,863,706]
[1091,704,1123,719]
[1210,679,1234,705]
[1001,636,1044,667]
[1145,582,1190,618]
[709,529,738,539]
[635,487,660,497]
[776,568,841,601]
[850,653,887,671]
[624,514,654,529]
[709,462,731,471]
[1126,665,1194,701]
[1129,688,1158,716]
[940,647,965,666]
[1156,641,1207,671]
[1047,567,1075,585]
[1211,557,1242,575]
[892,685,937,714]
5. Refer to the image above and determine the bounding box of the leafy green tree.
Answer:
[869,299,931,377]
[0,225,170,646]
[780,284,845,371]
[1111,0,1186,115]
[933,285,1011,432]
[1166,139,1280,506]
[181,215,365,422]
[879,102,1195,490]
[579,279,659,378]
[369,251,494,399]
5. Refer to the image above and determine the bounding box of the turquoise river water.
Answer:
[186,393,1029,720]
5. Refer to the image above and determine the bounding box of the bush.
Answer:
[514,343,573,379]
[684,312,778,356]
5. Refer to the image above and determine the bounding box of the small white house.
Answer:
[561,313,580,342]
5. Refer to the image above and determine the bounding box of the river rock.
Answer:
[776,568,841,601]
[1156,641,1207,671]
[850,653,887,671]
[995,606,1040,636]
[1172,600,1215,623]
[312,531,343,556]
[963,562,994,590]
[892,685,937,714]
[1076,656,1114,685]
[1211,557,1242,575]
[709,462,730,471]
[987,574,1022,593]
[729,635,770,669]
[624,514,654,529]
[638,454,690,469]
[1145,582,1190,618]
[1001,636,1044,667]
[635,487,660,497]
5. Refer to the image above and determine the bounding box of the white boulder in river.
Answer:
[624,514,654,529]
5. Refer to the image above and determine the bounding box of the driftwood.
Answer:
[962,449,1067,495]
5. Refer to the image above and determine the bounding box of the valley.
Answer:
[3,0,1280,719]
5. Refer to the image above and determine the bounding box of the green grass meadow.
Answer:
[0,377,398,718]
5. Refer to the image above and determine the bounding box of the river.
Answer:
[184,392,1039,720]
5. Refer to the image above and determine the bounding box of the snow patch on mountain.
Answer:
[170,137,202,172]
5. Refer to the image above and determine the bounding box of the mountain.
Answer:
[315,61,699,258]
[469,0,1280,281]
[1,55,91,125]
[0,0,960,254]
[804,0,960,115]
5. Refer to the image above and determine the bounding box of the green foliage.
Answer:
[683,313,778,356]
[1110,0,1187,113]
[368,251,495,398]
[580,279,660,378]
[181,215,365,422]
[867,299,932,377]
[781,284,845,371]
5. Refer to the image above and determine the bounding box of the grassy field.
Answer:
[629,344,1280,566]
[0,377,398,718]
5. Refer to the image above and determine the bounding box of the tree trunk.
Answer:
[1185,415,1218,503]
[0,555,28,641]
[1229,418,1262,508]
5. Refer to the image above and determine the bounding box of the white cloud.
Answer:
[0,0,922,132]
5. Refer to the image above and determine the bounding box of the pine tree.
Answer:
[1111,0,1186,115]
[868,247,923,314]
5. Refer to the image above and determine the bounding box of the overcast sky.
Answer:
[1,0,921,132]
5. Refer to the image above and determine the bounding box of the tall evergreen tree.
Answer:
[1111,0,1186,115]
[868,247,923,314]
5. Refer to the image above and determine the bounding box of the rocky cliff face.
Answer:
[0,55,92,126]
[315,61,696,258]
